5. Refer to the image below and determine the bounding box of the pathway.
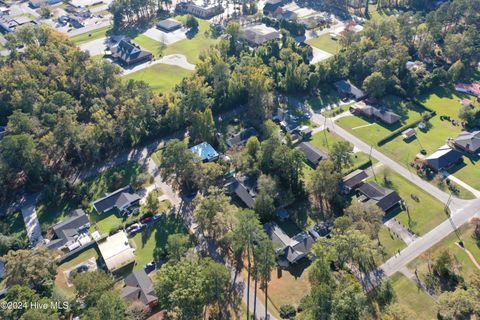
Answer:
[455,243,480,270]
[18,193,43,247]
[442,172,480,199]
[384,219,417,245]
[352,123,375,130]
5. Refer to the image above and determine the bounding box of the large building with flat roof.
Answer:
[98,231,135,271]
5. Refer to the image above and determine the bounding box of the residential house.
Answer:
[357,181,402,212]
[334,80,366,101]
[175,2,223,19]
[46,209,91,251]
[92,186,141,214]
[455,83,480,98]
[341,169,368,194]
[425,145,463,172]
[226,127,259,148]
[0,15,37,33]
[263,0,283,16]
[348,0,367,8]
[294,125,313,138]
[97,231,135,272]
[110,39,153,66]
[190,142,219,162]
[121,270,158,308]
[0,7,10,16]
[225,176,256,208]
[299,14,330,29]
[29,0,61,9]
[156,18,182,32]
[350,101,401,125]
[241,24,281,46]
[453,131,480,154]
[297,142,328,167]
[264,222,315,267]
[402,128,416,140]
[278,9,297,21]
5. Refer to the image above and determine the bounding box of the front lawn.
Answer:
[305,84,343,110]
[132,34,163,58]
[390,272,437,319]
[407,223,480,283]
[123,63,193,94]
[370,166,445,235]
[131,215,188,271]
[70,26,111,45]
[378,225,407,261]
[305,34,341,55]
[162,16,219,64]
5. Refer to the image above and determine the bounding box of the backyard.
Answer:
[305,34,341,55]
[123,63,193,94]
[390,272,437,319]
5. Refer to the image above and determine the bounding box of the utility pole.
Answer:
[369,145,377,181]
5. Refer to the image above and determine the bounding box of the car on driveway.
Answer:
[140,216,153,224]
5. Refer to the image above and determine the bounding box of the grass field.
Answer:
[123,63,192,94]
[131,215,188,271]
[370,166,445,235]
[407,223,480,283]
[306,34,341,55]
[70,26,111,45]
[37,161,149,226]
[378,226,407,261]
[162,16,219,64]
[390,272,437,319]
[132,34,163,58]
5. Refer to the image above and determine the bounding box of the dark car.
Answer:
[140,217,153,224]
[76,264,89,273]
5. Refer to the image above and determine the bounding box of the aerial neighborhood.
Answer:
[0,0,479,319]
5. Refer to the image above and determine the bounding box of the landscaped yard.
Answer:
[70,26,111,45]
[305,34,341,55]
[390,272,437,319]
[131,215,188,271]
[407,223,480,283]
[123,63,193,94]
[162,16,219,64]
[37,161,150,226]
[370,166,446,235]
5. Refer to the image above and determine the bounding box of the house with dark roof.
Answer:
[110,39,152,66]
[263,0,283,16]
[225,176,256,208]
[46,209,90,251]
[190,142,219,162]
[156,18,182,32]
[453,131,480,154]
[92,186,141,214]
[334,80,366,101]
[297,142,328,167]
[425,145,463,172]
[226,127,259,148]
[175,2,223,19]
[341,169,368,193]
[264,222,315,267]
[357,182,402,213]
[121,270,158,308]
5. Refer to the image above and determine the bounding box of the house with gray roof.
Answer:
[342,169,368,193]
[425,145,463,172]
[156,18,182,32]
[453,131,480,154]
[226,127,259,148]
[297,142,328,167]
[241,24,281,46]
[111,39,152,66]
[225,176,256,208]
[46,209,90,251]
[121,270,158,307]
[357,182,402,213]
[334,80,366,101]
[264,222,314,267]
[92,186,140,214]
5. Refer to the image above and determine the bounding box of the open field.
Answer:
[306,34,341,55]
[70,26,111,45]
[131,215,188,271]
[407,223,480,283]
[369,166,445,235]
[390,272,437,319]
[123,63,192,93]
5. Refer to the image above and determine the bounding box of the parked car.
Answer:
[144,261,156,272]
[140,216,153,224]
[76,264,89,273]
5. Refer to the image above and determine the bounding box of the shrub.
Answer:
[279,304,296,319]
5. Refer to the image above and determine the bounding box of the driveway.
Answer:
[310,46,332,64]
[18,193,43,246]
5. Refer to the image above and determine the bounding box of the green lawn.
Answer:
[131,215,188,271]
[70,26,111,45]
[0,210,26,239]
[378,226,407,261]
[390,272,437,320]
[370,166,445,235]
[305,84,343,110]
[305,34,341,55]
[123,63,192,94]
[162,16,219,64]
[37,161,149,226]
[132,34,163,58]
[407,223,480,283]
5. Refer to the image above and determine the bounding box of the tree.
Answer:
[125,301,150,320]
[189,108,215,144]
[246,136,261,160]
[308,160,341,219]
[84,291,126,320]
[166,233,190,262]
[330,141,354,171]
[331,274,367,320]
[448,60,465,82]
[72,270,114,307]
[196,161,225,193]
[253,238,276,320]
[344,202,384,240]
[437,288,478,320]
[159,139,198,191]
[2,248,57,295]
[253,191,275,222]
[201,258,230,318]
[144,190,160,213]
[185,14,199,31]
[363,72,387,99]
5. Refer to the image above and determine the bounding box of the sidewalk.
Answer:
[443,172,480,199]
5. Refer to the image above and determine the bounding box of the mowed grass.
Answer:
[163,16,219,64]
[370,166,445,235]
[306,34,341,55]
[70,26,111,45]
[131,215,188,271]
[390,272,437,319]
[407,223,480,283]
[306,84,343,110]
[378,226,406,261]
[123,63,192,94]
[132,34,163,58]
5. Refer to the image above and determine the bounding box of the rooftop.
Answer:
[190,142,219,162]
[98,231,135,271]
[121,269,157,305]
[357,181,402,212]
[92,185,140,214]
[297,142,328,167]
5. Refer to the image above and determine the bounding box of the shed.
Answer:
[156,18,182,32]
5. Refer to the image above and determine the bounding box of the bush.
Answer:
[279,304,296,319]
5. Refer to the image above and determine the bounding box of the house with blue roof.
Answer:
[190,142,219,162]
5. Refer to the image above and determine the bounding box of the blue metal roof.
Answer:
[190,142,219,161]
